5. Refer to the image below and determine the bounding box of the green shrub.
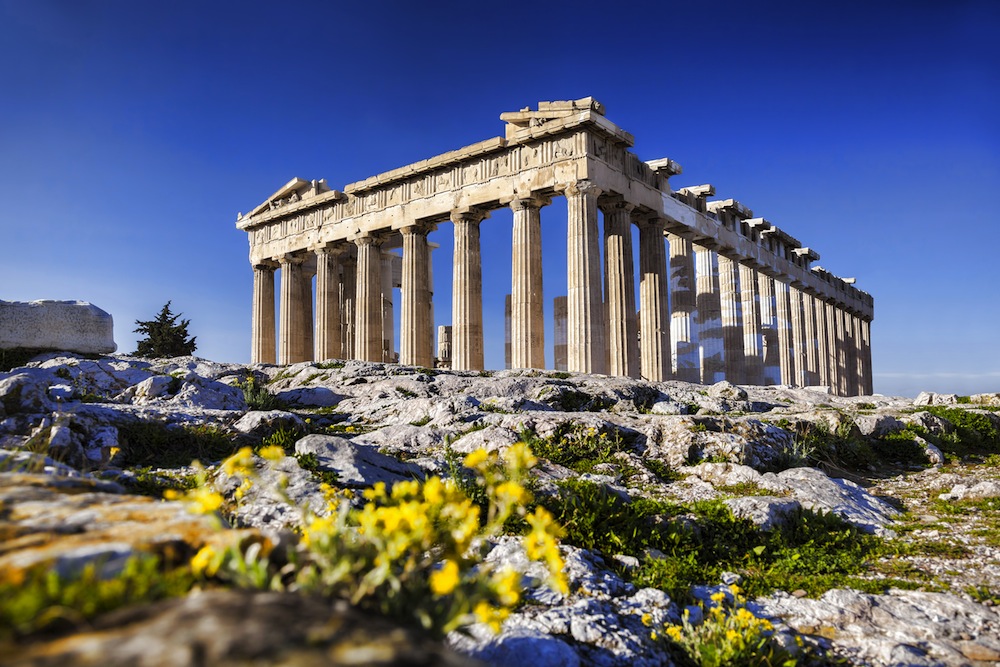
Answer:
[115,421,237,468]
[235,374,287,411]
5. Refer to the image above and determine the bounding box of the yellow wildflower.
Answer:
[494,568,521,607]
[502,442,538,470]
[463,449,489,469]
[188,486,223,514]
[494,480,530,506]
[235,477,253,500]
[429,559,460,596]
[222,446,255,477]
[258,445,285,462]
[641,612,653,626]
[665,625,683,641]
[710,591,727,604]
[474,600,510,633]
[190,544,219,577]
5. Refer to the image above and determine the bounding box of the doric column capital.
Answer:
[353,232,386,247]
[400,221,436,237]
[509,194,551,212]
[633,212,665,231]
[597,194,635,215]
[563,180,602,198]
[450,207,490,225]
[311,240,348,255]
[253,259,279,271]
[278,252,306,266]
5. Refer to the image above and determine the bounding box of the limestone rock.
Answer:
[294,434,424,487]
[232,410,306,440]
[274,386,341,407]
[0,300,116,355]
[939,480,1000,502]
[724,496,803,530]
[5,590,476,667]
[214,454,329,531]
[758,589,1000,667]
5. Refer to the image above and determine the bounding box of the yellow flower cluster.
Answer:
[180,442,565,638]
[651,585,786,667]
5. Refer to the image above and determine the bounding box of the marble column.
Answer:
[669,233,700,382]
[739,263,763,385]
[278,254,307,365]
[510,196,547,369]
[852,314,865,396]
[251,262,277,364]
[789,286,807,386]
[380,252,396,362]
[452,209,488,371]
[803,292,820,386]
[300,268,315,362]
[400,225,432,367]
[565,180,605,374]
[834,307,849,396]
[437,325,452,368]
[719,255,746,385]
[861,318,874,396]
[825,301,841,395]
[314,246,343,362]
[341,256,357,360]
[554,296,568,371]
[774,279,796,386]
[601,197,639,378]
[425,240,436,365]
[637,217,670,382]
[814,296,831,388]
[695,244,724,384]
[758,273,781,385]
[354,235,383,363]
[504,294,512,369]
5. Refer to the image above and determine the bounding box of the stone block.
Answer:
[0,300,116,354]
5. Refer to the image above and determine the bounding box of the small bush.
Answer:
[235,374,287,411]
[115,421,237,468]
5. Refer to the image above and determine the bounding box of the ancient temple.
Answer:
[236,98,874,396]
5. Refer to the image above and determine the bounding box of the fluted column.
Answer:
[825,301,840,394]
[834,307,849,396]
[354,235,384,362]
[739,263,763,385]
[565,181,605,374]
[251,261,277,364]
[669,233,699,382]
[300,268,314,362]
[695,245,723,384]
[314,245,343,362]
[637,217,670,381]
[803,292,820,386]
[774,279,796,386]
[341,256,357,359]
[504,294,512,369]
[510,196,547,369]
[758,273,781,385]
[815,296,831,388]
[400,225,432,367]
[861,318,874,396]
[452,208,488,371]
[789,286,807,386]
[553,296,568,372]
[380,252,395,362]
[601,197,639,378]
[719,255,746,385]
[852,314,865,396]
[278,254,307,365]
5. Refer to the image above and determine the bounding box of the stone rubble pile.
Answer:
[1,351,999,666]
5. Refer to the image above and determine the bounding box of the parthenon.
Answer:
[236,98,874,396]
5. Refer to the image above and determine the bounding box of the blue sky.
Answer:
[1,0,997,397]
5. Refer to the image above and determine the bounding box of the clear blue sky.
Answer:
[2,0,997,397]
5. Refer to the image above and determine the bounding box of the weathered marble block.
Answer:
[0,300,117,354]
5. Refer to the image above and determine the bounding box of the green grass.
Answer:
[0,556,195,641]
[115,421,238,468]
[520,425,634,475]
[540,479,889,603]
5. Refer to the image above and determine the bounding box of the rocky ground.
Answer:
[1,352,999,666]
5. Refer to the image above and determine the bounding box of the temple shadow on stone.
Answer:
[236,97,873,397]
